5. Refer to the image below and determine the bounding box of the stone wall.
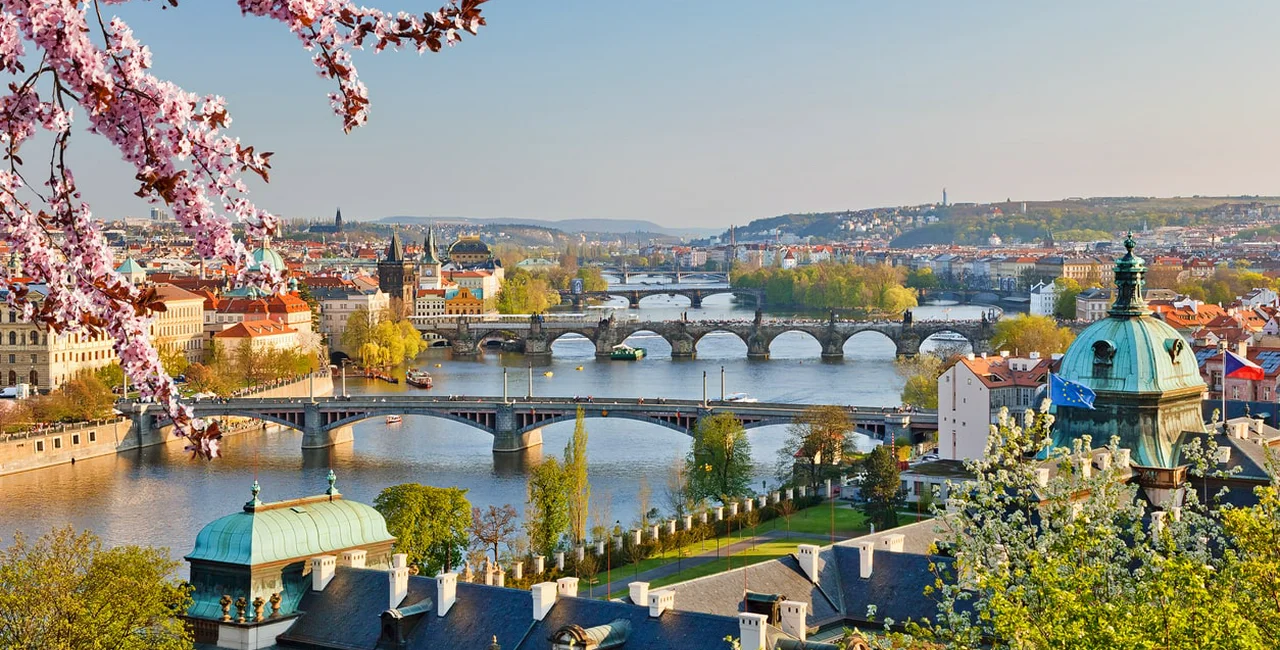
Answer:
[0,373,333,477]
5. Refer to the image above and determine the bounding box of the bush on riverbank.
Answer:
[731,262,917,316]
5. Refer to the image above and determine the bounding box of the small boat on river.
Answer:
[610,344,646,361]
[405,369,434,389]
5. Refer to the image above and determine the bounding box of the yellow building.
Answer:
[151,284,206,364]
[444,287,484,315]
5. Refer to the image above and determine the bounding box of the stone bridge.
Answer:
[123,396,934,453]
[559,286,764,310]
[414,313,994,359]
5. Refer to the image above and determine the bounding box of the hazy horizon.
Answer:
[71,2,1280,228]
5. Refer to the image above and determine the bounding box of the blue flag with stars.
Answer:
[1049,372,1096,410]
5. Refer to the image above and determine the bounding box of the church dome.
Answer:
[249,243,285,273]
[448,235,491,258]
[1053,235,1206,469]
[1058,314,1204,395]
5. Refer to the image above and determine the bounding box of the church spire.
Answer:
[422,226,440,265]
[1108,232,1149,318]
[385,231,405,262]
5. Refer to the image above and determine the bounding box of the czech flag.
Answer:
[1224,350,1265,381]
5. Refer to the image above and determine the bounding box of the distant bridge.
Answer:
[124,395,934,453]
[558,286,763,310]
[596,267,730,284]
[411,313,995,359]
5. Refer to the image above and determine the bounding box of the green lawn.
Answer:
[603,536,831,598]
[602,502,872,585]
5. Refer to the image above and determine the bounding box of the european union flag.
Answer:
[1049,372,1096,410]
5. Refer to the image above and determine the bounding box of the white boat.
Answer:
[385,415,403,425]
[723,393,759,403]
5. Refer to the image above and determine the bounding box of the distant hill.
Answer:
[718,196,1280,247]
[380,215,719,239]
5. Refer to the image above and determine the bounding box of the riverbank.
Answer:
[0,373,333,477]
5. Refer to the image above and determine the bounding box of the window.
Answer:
[88,431,96,443]
[35,440,44,452]
[6,332,13,346]
[72,434,80,445]
[52,437,61,449]
[1265,388,1272,401]
[1233,386,1240,400]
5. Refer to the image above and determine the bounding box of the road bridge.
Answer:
[596,268,730,284]
[558,286,763,310]
[123,395,934,453]
[412,312,995,359]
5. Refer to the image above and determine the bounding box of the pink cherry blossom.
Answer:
[0,0,486,459]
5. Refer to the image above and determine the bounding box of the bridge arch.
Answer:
[914,326,977,355]
[841,329,899,359]
[758,327,826,359]
[691,328,750,356]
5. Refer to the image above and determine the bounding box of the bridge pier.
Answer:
[670,334,696,358]
[689,293,703,309]
[492,403,545,453]
[627,291,641,309]
[820,336,844,360]
[524,334,552,357]
[746,335,770,360]
[302,424,353,450]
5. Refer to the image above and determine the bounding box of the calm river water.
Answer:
[0,288,988,568]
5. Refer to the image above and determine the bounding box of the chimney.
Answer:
[389,553,410,609]
[1115,448,1131,468]
[629,582,649,607]
[879,533,905,553]
[796,544,820,583]
[1028,351,1040,360]
[738,612,768,650]
[1035,467,1051,488]
[436,572,457,617]
[857,541,875,579]
[556,577,579,599]
[311,555,337,591]
[1095,450,1112,472]
[779,600,808,642]
[531,582,557,621]
[1074,455,1092,480]
[534,555,545,575]
[648,589,675,618]
[339,549,366,568]
[512,561,523,581]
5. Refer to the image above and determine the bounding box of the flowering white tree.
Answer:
[0,0,486,458]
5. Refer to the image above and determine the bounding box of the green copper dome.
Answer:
[1053,234,1206,468]
[249,237,285,273]
[186,493,393,567]
[1058,316,1204,395]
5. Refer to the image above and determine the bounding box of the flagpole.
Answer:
[1222,343,1228,434]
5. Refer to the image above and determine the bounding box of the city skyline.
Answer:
[74,1,1280,227]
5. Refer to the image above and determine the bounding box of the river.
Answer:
[0,291,991,569]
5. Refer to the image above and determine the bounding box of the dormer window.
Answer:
[1092,339,1116,376]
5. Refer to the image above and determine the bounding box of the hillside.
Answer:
[721,196,1280,247]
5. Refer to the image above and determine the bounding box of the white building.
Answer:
[938,352,1054,462]
[1029,281,1058,317]
[314,286,391,351]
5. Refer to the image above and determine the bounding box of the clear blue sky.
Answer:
[70,1,1280,227]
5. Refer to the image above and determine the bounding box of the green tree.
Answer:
[525,456,571,558]
[778,405,852,490]
[686,412,753,503]
[341,306,378,350]
[373,484,472,574]
[95,362,125,392]
[0,527,192,649]
[905,267,940,290]
[1053,277,1081,320]
[991,313,1076,357]
[896,353,948,410]
[565,408,590,545]
[858,445,900,531]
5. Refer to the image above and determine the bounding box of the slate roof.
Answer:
[403,582,534,650]
[276,568,434,650]
[660,552,841,627]
[833,545,951,627]
[531,594,741,650]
